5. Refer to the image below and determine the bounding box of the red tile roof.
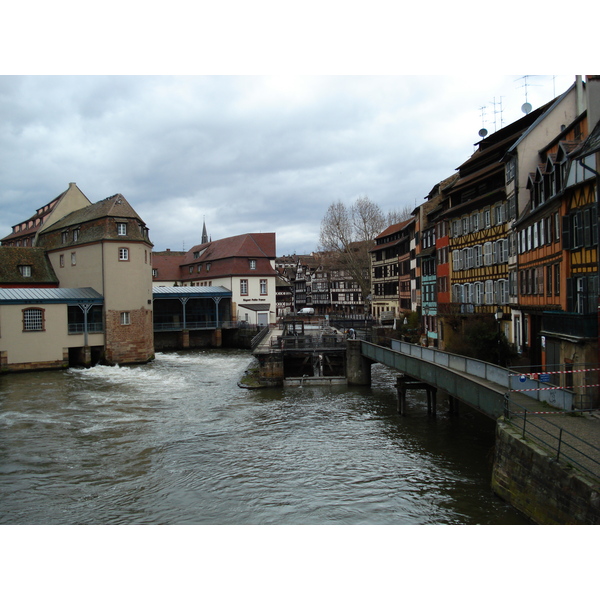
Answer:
[182,232,276,264]
[375,219,413,240]
[153,233,277,282]
[152,251,186,281]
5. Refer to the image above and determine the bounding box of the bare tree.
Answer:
[386,205,413,226]
[318,196,387,302]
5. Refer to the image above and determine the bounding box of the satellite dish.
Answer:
[479,128,488,138]
[522,102,532,114]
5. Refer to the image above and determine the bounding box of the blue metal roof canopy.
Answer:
[152,286,231,329]
[0,287,104,305]
[152,286,231,299]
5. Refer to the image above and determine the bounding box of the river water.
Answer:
[0,349,530,525]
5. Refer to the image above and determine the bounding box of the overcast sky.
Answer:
[1,1,593,590]
[0,4,589,258]
[0,74,577,256]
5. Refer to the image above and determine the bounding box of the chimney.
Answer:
[585,75,600,130]
[576,75,586,116]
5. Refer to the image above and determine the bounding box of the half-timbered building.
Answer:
[370,219,412,322]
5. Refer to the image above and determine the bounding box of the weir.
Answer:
[252,318,348,386]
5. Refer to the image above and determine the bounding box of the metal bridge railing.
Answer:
[271,335,347,350]
[505,399,600,483]
[251,326,271,351]
[68,323,104,334]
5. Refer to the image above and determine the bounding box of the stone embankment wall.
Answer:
[492,419,600,525]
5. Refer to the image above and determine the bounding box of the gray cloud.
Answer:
[0,75,575,256]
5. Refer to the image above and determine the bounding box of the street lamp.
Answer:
[495,306,504,365]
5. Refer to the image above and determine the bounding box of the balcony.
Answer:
[542,312,598,340]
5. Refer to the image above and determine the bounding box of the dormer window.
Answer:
[62,231,69,244]
[19,265,31,277]
[73,229,79,242]
[249,259,257,269]
[117,223,127,236]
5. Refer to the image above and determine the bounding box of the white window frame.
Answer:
[117,223,127,236]
[484,209,491,228]
[119,247,129,261]
[474,245,482,267]
[462,216,470,235]
[485,280,494,304]
[474,282,483,305]
[483,242,493,266]
[452,250,461,271]
[465,247,474,269]
[120,312,131,325]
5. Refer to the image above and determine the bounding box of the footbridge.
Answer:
[358,339,574,420]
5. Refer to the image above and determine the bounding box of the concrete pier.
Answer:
[346,339,372,385]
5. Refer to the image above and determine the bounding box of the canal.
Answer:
[0,349,530,524]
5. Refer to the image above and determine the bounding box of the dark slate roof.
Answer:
[41,194,145,233]
[0,183,90,244]
[0,247,59,285]
[570,119,600,159]
[0,287,103,304]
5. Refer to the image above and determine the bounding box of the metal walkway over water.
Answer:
[360,340,574,419]
[361,340,600,482]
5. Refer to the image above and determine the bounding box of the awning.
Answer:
[238,303,270,312]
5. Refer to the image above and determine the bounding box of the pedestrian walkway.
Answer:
[504,397,600,483]
[441,360,600,483]
[376,340,600,484]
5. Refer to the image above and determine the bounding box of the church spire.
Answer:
[201,218,208,244]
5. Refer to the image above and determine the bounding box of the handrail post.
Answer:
[557,428,563,461]
[522,409,527,437]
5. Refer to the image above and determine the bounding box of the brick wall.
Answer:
[104,307,154,365]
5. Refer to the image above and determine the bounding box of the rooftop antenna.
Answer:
[516,75,539,115]
[478,105,488,138]
[490,96,504,131]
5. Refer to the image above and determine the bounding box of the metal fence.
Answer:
[391,340,576,411]
[271,334,347,350]
[153,320,242,331]
[509,363,599,411]
[505,398,600,483]
[68,323,104,334]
